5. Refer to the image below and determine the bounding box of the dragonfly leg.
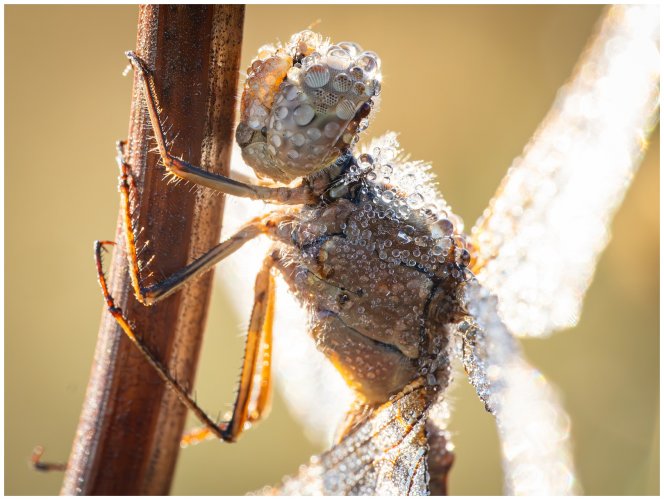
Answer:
[125,51,316,205]
[95,241,232,441]
[96,244,279,443]
[113,141,285,306]
[181,253,277,446]
[30,446,66,472]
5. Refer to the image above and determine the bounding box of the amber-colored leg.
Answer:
[113,140,282,306]
[95,241,232,439]
[98,143,288,443]
[125,51,315,205]
[181,254,277,446]
[96,241,278,443]
[30,446,66,472]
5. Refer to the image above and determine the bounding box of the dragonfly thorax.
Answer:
[236,30,382,183]
[271,139,472,404]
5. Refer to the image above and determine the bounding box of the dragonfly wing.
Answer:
[471,5,660,337]
[459,279,578,495]
[217,146,354,446]
[259,380,435,495]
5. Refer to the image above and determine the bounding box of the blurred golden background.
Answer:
[5,5,659,495]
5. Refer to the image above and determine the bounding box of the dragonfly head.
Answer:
[236,30,381,183]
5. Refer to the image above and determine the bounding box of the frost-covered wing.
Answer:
[471,5,660,337]
[259,381,434,495]
[460,279,578,495]
[217,146,353,447]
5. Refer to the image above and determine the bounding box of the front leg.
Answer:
[114,141,285,306]
[126,51,316,205]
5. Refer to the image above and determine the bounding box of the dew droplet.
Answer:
[357,51,380,76]
[335,99,356,120]
[332,73,352,93]
[275,106,288,119]
[285,85,299,101]
[349,66,364,81]
[437,218,454,236]
[397,230,412,243]
[407,192,425,209]
[306,127,321,140]
[304,64,330,88]
[293,104,315,126]
[323,121,341,138]
[338,41,362,58]
[270,134,282,147]
[291,133,305,147]
[326,47,351,70]
[352,82,366,96]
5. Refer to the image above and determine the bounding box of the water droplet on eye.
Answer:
[285,85,299,101]
[407,192,424,209]
[357,51,380,76]
[338,41,362,58]
[302,52,321,69]
[323,121,341,138]
[349,66,364,80]
[414,236,428,246]
[332,73,352,93]
[326,47,351,70]
[293,104,315,126]
[270,134,282,147]
[274,106,288,120]
[372,79,382,96]
[306,127,321,140]
[304,64,330,88]
[335,99,356,120]
[352,82,366,96]
[291,133,305,147]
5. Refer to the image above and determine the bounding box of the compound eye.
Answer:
[238,31,382,183]
[263,38,382,179]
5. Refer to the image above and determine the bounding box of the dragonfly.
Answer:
[68,5,658,496]
[214,5,659,495]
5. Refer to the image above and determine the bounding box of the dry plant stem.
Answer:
[61,5,244,495]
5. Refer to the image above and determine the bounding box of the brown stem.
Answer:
[61,5,245,495]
